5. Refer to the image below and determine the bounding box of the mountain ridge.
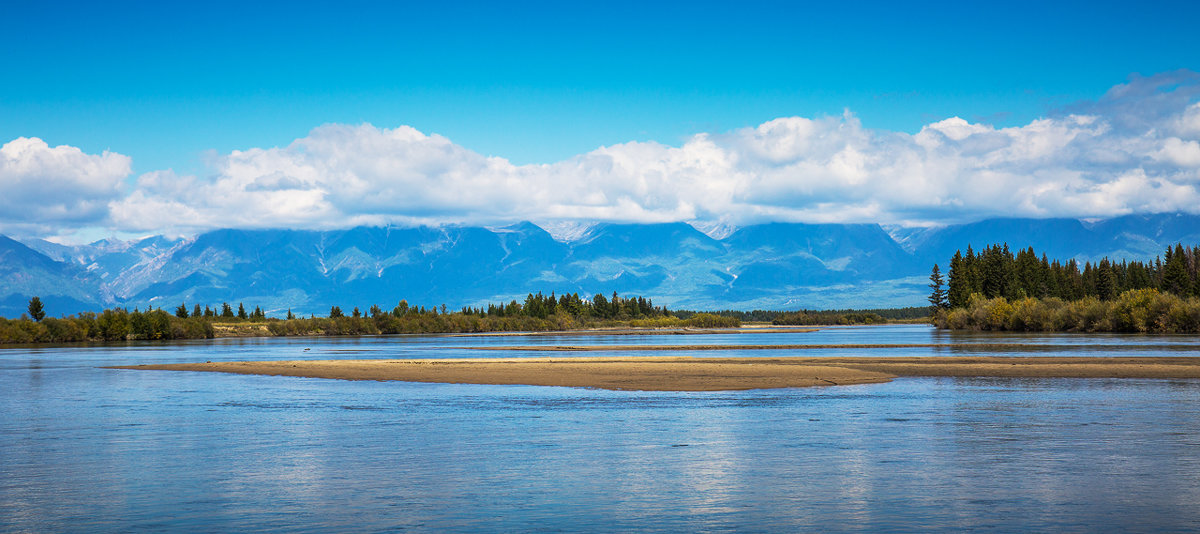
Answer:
[4,213,1199,318]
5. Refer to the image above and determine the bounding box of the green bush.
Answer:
[935,289,1200,333]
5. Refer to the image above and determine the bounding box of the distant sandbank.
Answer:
[108,356,1200,391]
[466,343,1200,352]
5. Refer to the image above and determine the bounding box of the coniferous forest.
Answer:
[932,244,1200,333]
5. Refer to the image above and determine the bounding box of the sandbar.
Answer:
[107,356,1200,391]
[467,342,1200,353]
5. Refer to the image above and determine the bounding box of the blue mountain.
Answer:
[2,213,1199,318]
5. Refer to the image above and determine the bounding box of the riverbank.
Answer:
[108,356,1200,391]
[449,326,818,337]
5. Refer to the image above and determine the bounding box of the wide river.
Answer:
[3,325,1200,531]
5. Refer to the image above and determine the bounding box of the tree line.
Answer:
[0,291,738,344]
[273,291,737,336]
[930,243,1200,333]
[937,243,1200,308]
[0,305,214,344]
[667,307,929,324]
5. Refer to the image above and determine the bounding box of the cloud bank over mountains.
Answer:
[4,71,1200,240]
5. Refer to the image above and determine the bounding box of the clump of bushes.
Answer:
[934,289,1200,333]
[630,313,741,329]
[772,311,885,326]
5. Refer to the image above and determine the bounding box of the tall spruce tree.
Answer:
[947,250,969,308]
[1163,245,1190,295]
[928,264,948,310]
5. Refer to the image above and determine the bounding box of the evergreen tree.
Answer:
[237,303,248,319]
[1096,259,1118,300]
[592,293,609,318]
[947,250,968,308]
[928,264,948,310]
[1163,245,1190,295]
[221,303,234,318]
[330,306,344,318]
[193,304,202,318]
[175,303,189,318]
[27,296,45,322]
[286,308,295,320]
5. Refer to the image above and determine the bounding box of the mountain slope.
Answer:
[3,213,1199,317]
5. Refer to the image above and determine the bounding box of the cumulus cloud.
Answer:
[0,137,131,236]
[111,71,1200,234]
[14,71,1200,238]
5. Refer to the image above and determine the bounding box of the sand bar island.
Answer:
[109,356,1200,391]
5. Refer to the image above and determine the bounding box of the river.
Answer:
[3,325,1200,531]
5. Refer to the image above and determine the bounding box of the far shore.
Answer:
[446,326,819,337]
[107,356,1200,391]
[207,324,820,339]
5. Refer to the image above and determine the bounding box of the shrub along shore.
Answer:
[933,289,1200,333]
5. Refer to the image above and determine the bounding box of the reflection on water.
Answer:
[2,325,1200,531]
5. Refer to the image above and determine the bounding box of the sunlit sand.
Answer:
[109,356,1200,391]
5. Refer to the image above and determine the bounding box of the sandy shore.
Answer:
[467,343,1200,352]
[108,356,1200,391]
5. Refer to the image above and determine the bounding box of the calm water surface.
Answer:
[3,325,1200,532]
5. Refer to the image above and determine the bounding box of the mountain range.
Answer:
[3,213,1200,318]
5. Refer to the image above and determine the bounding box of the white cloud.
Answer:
[1155,137,1200,167]
[11,71,1200,238]
[0,137,130,236]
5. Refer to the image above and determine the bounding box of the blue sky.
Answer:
[2,1,1200,240]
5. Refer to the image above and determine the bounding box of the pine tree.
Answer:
[947,250,967,308]
[286,308,295,320]
[928,264,948,310]
[330,306,344,318]
[1163,244,1190,295]
[193,304,202,318]
[221,303,234,318]
[237,303,248,319]
[27,296,45,322]
[175,303,189,318]
[1096,259,1118,300]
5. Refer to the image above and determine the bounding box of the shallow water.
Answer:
[3,325,1200,531]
